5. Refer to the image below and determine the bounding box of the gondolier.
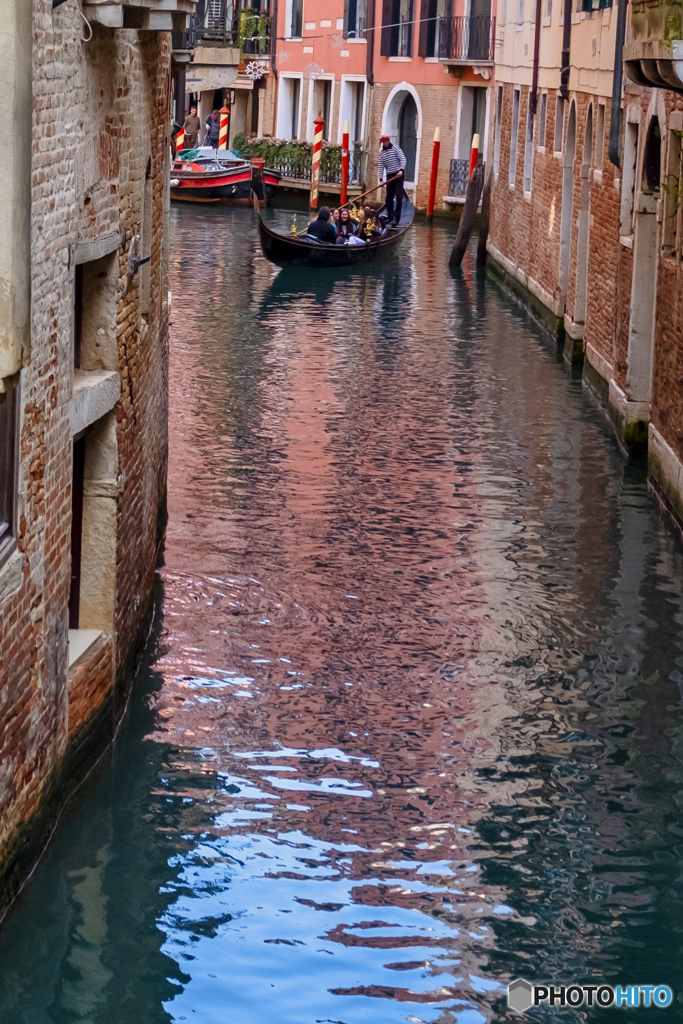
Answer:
[378,135,407,226]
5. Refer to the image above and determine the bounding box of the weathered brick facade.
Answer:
[0,1,174,913]
[488,1,683,532]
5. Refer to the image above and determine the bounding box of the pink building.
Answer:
[261,0,497,207]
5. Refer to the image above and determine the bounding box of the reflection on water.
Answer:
[0,207,682,1023]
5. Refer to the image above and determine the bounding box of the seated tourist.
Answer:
[305,207,338,244]
[337,208,356,240]
[332,208,341,234]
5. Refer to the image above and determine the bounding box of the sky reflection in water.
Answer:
[0,208,682,1023]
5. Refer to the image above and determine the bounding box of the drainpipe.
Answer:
[366,0,376,86]
[608,0,628,168]
[530,0,543,116]
[560,0,572,99]
[271,0,278,78]
[0,0,32,392]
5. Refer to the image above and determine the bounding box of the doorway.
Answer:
[574,105,593,324]
[399,94,418,181]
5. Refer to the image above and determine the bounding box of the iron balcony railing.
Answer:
[195,0,239,45]
[438,16,495,63]
[241,13,271,54]
[448,157,485,197]
[235,144,364,187]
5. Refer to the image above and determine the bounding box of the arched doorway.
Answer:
[399,94,418,181]
[559,101,577,302]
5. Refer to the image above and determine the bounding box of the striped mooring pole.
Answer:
[219,101,230,150]
[175,125,185,153]
[426,126,441,222]
[340,119,350,207]
[310,115,325,215]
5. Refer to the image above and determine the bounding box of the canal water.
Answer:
[1,209,682,1024]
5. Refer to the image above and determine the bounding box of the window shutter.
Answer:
[418,0,430,56]
[380,0,393,55]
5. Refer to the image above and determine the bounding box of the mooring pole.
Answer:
[219,101,230,150]
[310,115,325,215]
[341,119,350,207]
[427,127,441,223]
[468,132,480,180]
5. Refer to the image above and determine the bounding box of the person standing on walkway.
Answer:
[183,105,201,150]
[378,134,407,226]
[204,109,221,148]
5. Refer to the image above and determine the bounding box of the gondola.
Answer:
[257,193,414,268]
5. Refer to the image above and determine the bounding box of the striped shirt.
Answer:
[378,143,407,180]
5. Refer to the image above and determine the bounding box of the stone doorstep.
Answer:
[68,629,106,671]
[70,370,120,438]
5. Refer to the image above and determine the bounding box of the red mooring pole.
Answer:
[468,132,480,180]
[427,126,441,222]
[310,115,325,215]
[340,119,350,207]
[219,101,230,150]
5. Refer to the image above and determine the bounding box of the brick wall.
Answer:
[0,2,171,913]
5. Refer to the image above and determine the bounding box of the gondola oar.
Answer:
[337,173,403,211]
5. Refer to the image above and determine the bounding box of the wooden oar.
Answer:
[338,173,403,211]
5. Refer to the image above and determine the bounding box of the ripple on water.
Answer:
[0,208,680,1024]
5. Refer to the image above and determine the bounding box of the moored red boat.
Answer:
[170,149,280,205]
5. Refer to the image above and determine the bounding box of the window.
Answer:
[310,78,332,140]
[290,78,301,138]
[524,96,534,191]
[509,88,520,185]
[380,0,414,57]
[339,79,366,143]
[553,95,564,152]
[140,159,153,317]
[517,0,524,22]
[493,85,503,173]
[663,126,682,259]
[581,0,611,10]
[620,121,639,237]
[345,0,368,37]
[539,92,547,147]
[502,0,507,21]
[418,0,447,57]
[596,103,605,169]
[288,0,303,37]
[545,0,552,17]
[0,385,17,566]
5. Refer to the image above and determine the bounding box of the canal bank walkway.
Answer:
[0,209,681,1024]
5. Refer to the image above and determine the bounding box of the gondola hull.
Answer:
[258,199,414,268]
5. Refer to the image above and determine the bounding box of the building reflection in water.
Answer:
[0,210,680,1024]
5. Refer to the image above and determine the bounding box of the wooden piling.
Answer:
[476,171,492,266]
[448,162,485,268]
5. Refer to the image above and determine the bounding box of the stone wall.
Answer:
[0,1,171,915]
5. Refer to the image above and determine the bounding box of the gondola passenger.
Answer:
[337,208,356,239]
[305,206,338,244]
[332,208,341,234]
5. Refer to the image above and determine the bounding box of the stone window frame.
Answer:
[493,84,503,174]
[538,91,547,150]
[553,94,565,155]
[663,113,683,263]
[509,86,521,188]
[523,91,535,195]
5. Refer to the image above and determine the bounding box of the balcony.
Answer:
[438,16,495,72]
[240,10,271,56]
[83,0,196,30]
[624,0,683,94]
[195,0,239,45]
